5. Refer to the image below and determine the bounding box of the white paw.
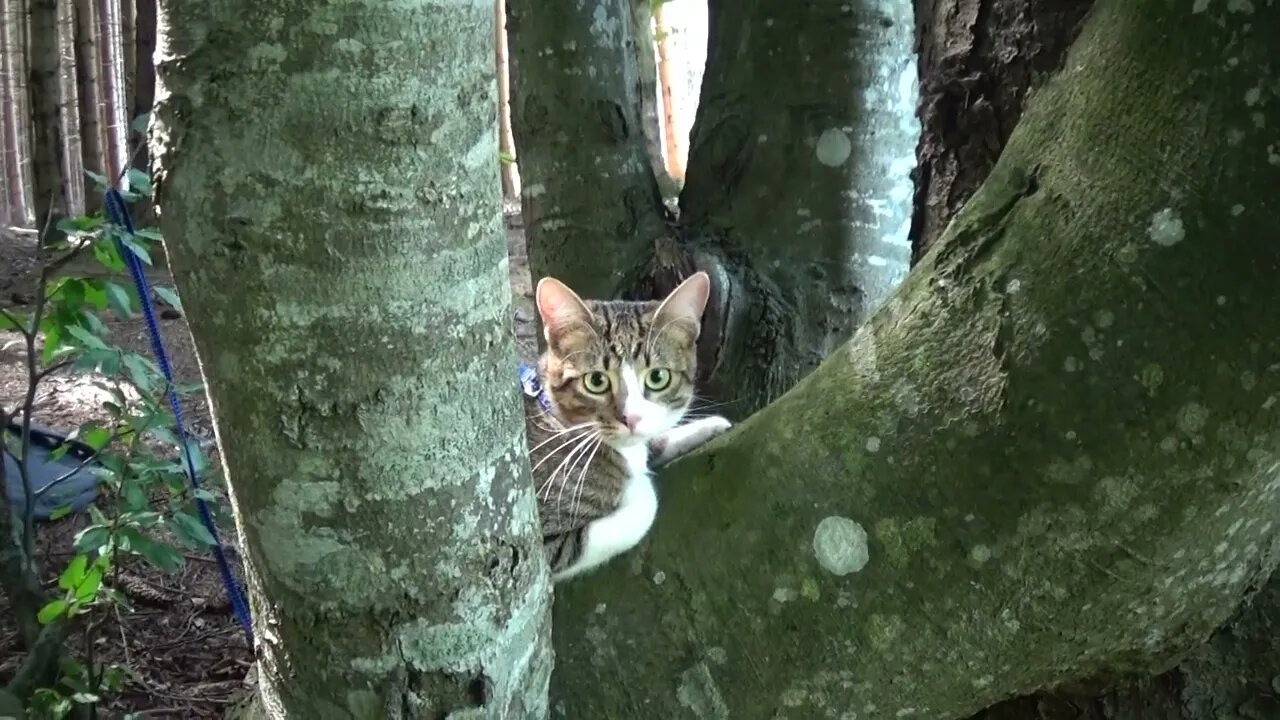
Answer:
[691,415,732,440]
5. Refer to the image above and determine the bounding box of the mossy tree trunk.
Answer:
[549,2,1280,718]
[508,0,920,414]
[910,3,1280,718]
[151,0,553,716]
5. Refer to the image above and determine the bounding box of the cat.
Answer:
[522,271,731,582]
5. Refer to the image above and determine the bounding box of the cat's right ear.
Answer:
[536,277,593,346]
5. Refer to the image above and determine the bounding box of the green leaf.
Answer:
[65,324,108,351]
[38,598,68,624]
[130,112,151,135]
[59,555,89,590]
[73,525,111,555]
[123,480,149,512]
[74,565,103,602]
[153,286,182,312]
[122,353,157,393]
[84,169,108,189]
[126,168,152,195]
[170,510,216,549]
[118,234,152,265]
[82,425,113,451]
[0,308,27,331]
[499,151,517,164]
[134,227,163,241]
[92,239,126,272]
[69,692,100,704]
[104,281,134,318]
[130,534,185,573]
[49,505,73,521]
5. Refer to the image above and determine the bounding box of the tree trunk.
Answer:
[119,0,134,115]
[910,0,1093,258]
[131,0,154,171]
[151,0,553,715]
[97,0,126,182]
[629,0,673,202]
[674,0,919,411]
[73,0,103,209]
[0,0,24,224]
[56,0,83,217]
[549,2,1280,718]
[27,0,68,239]
[506,0,668,299]
[494,0,519,200]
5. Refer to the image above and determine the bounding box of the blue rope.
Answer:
[103,188,254,648]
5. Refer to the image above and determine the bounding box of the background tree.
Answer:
[27,0,68,240]
[511,0,919,413]
[547,0,1279,717]
[150,0,553,715]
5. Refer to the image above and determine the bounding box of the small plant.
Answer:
[0,166,230,718]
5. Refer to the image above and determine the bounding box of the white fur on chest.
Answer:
[551,443,656,581]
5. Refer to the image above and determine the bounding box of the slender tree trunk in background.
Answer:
[629,0,672,201]
[676,0,919,411]
[550,2,1280,717]
[57,0,83,217]
[494,0,519,200]
[152,0,553,715]
[119,0,134,114]
[73,0,102,210]
[28,0,69,240]
[0,0,24,224]
[97,0,126,183]
[507,0,668,299]
[910,0,1093,258]
[652,3,681,183]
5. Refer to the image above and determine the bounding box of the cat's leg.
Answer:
[650,416,732,466]
[550,475,659,582]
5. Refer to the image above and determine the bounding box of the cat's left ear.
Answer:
[653,271,711,340]
[536,276,594,346]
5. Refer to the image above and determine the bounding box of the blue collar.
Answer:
[519,363,552,412]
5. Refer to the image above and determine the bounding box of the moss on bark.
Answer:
[151,1,553,716]
[550,1,1280,717]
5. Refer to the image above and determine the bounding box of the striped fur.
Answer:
[528,273,729,581]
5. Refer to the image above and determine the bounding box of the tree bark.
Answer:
[27,0,68,239]
[56,0,83,216]
[494,0,519,200]
[910,0,1093,258]
[151,0,553,716]
[674,0,919,412]
[506,0,668,299]
[549,2,1280,718]
[74,0,103,209]
[629,0,672,201]
[0,0,24,224]
[119,0,135,115]
[97,0,127,182]
[131,0,155,171]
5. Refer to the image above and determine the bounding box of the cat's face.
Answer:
[535,273,710,447]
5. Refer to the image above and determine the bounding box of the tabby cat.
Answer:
[523,272,731,582]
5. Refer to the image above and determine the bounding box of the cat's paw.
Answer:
[653,416,733,465]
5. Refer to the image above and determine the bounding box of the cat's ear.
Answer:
[653,271,711,340]
[536,277,593,345]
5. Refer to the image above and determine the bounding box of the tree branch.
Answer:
[550,3,1280,717]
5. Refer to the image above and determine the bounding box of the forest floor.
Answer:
[0,202,536,718]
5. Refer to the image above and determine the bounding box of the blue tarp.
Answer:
[3,421,101,521]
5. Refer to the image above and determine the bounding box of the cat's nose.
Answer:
[623,414,641,432]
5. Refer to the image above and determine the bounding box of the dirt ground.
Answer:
[0,202,536,717]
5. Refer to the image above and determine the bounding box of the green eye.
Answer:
[581,371,611,394]
[644,368,671,391]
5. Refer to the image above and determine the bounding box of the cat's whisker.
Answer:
[532,429,597,498]
[526,421,597,455]
[568,436,604,521]
[548,431,599,503]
